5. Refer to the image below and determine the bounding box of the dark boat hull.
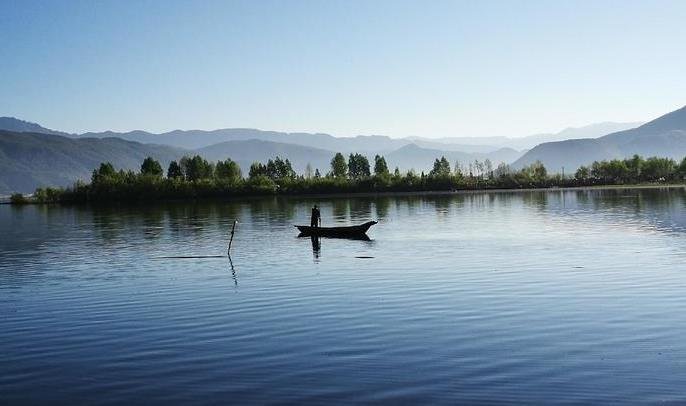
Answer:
[295,221,377,239]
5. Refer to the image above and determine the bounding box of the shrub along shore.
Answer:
[10,153,686,204]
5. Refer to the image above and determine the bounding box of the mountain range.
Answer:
[1,105,685,193]
[407,121,644,151]
[0,129,522,193]
[0,117,70,137]
[513,106,686,172]
[0,130,182,193]
[76,121,641,153]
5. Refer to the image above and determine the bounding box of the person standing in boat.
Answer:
[311,205,321,228]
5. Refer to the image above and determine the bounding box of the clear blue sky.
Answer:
[1,0,685,137]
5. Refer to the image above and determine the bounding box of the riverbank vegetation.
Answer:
[12,153,686,204]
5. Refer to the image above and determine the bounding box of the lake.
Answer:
[2,187,686,404]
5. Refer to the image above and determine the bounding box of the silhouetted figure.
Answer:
[311,205,321,227]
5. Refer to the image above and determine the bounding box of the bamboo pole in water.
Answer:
[228,220,238,256]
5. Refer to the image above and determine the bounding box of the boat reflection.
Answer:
[304,233,375,262]
[298,232,371,241]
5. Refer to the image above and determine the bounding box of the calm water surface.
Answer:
[2,188,686,404]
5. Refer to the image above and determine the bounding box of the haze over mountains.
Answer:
[2,105,686,193]
[0,126,522,193]
[0,117,69,137]
[77,121,641,153]
[408,122,644,151]
[0,130,182,193]
[513,106,686,172]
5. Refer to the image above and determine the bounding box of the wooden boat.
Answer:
[295,221,377,239]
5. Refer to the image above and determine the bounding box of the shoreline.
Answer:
[3,183,684,205]
[276,183,686,200]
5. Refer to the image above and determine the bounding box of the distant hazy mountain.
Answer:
[385,144,523,173]
[401,139,503,154]
[79,128,411,153]
[78,122,640,153]
[0,117,71,137]
[0,131,379,193]
[196,139,335,175]
[0,115,656,192]
[0,131,342,193]
[513,106,686,172]
[0,131,183,193]
[0,127,525,193]
[408,121,643,151]
[1,116,642,154]
[198,140,523,174]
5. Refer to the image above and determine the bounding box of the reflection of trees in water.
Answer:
[553,188,686,233]
[11,188,686,256]
[167,203,206,236]
[247,197,296,225]
[574,190,591,206]
[141,207,165,239]
[88,201,247,242]
[91,205,126,242]
[457,193,491,214]
[90,205,168,241]
[431,195,452,215]
[209,202,242,227]
[401,195,422,216]
[167,202,246,241]
[331,198,349,221]
[487,192,512,210]
[573,188,679,215]
[374,197,392,219]
[349,198,373,222]
[521,191,549,209]
[2,205,92,252]
[628,188,686,232]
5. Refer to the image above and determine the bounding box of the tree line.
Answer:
[11,153,686,204]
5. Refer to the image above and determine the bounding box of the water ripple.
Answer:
[2,189,686,403]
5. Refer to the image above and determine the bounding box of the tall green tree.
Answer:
[454,161,462,176]
[140,157,163,177]
[374,155,389,176]
[215,158,242,181]
[167,160,183,179]
[605,160,629,182]
[484,159,493,179]
[677,157,686,179]
[180,155,214,181]
[626,154,643,182]
[430,156,451,177]
[530,160,547,182]
[249,162,267,179]
[91,162,116,183]
[575,165,590,180]
[331,153,347,178]
[265,156,296,180]
[641,157,675,181]
[473,159,484,178]
[348,153,371,178]
[494,163,510,178]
